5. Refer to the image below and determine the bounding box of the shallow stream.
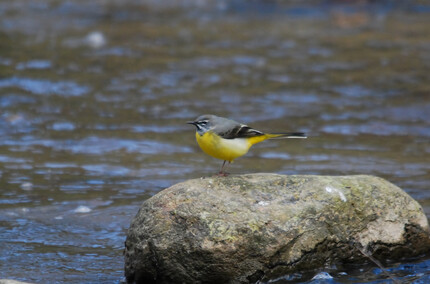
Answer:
[1,1,430,283]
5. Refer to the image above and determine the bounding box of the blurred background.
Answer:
[0,0,429,283]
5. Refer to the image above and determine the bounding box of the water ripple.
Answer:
[0,77,90,96]
[15,59,52,70]
[1,136,192,155]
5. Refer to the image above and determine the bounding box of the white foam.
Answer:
[74,205,92,213]
[312,271,333,280]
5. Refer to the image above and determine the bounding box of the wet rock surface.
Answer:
[124,174,430,283]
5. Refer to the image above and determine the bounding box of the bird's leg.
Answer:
[217,160,230,176]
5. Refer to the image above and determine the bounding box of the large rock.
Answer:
[124,174,430,283]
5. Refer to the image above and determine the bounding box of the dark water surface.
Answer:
[1,0,430,283]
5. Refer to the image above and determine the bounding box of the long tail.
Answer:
[266,132,307,139]
[247,132,307,146]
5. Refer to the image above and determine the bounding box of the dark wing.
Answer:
[218,124,264,139]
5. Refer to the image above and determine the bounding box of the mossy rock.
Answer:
[124,174,430,283]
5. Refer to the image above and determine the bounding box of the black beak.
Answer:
[187,121,197,125]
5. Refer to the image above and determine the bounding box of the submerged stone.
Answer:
[124,174,430,283]
[0,280,35,284]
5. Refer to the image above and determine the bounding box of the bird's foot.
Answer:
[215,171,230,177]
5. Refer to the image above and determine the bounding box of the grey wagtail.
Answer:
[187,114,306,175]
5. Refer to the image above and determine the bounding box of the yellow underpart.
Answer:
[195,131,275,162]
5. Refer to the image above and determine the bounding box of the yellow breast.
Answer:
[195,131,254,162]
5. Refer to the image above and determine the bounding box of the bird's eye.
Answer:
[200,120,208,125]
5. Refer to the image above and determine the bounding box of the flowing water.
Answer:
[1,0,430,283]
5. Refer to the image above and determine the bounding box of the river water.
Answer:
[1,0,429,283]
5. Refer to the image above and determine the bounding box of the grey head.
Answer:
[187,114,264,139]
[187,114,242,136]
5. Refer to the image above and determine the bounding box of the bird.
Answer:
[187,114,306,176]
